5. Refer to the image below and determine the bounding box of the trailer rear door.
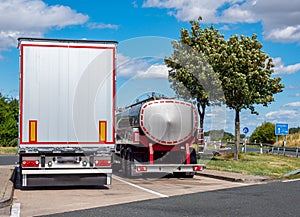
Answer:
[19,38,117,147]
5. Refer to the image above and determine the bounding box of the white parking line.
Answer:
[113,176,169,198]
[10,203,20,217]
[282,178,300,183]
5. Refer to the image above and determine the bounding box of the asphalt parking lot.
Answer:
[1,163,270,217]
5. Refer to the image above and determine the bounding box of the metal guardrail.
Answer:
[226,142,299,158]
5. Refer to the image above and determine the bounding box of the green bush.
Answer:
[250,122,276,144]
[0,93,18,147]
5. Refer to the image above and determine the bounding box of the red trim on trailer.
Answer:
[152,144,176,151]
[185,143,190,164]
[19,44,115,50]
[149,143,154,164]
[19,45,24,143]
[112,47,116,145]
[139,135,195,151]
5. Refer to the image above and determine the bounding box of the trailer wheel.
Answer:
[124,149,133,178]
[13,166,22,189]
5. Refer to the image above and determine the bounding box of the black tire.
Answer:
[190,148,197,164]
[112,153,122,173]
[121,150,126,176]
[124,149,133,178]
[13,166,22,189]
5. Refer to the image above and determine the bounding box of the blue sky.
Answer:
[0,0,300,135]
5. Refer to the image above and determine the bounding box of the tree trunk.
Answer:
[234,109,240,161]
[197,100,206,131]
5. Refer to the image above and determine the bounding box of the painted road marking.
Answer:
[10,203,20,217]
[113,176,169,198]
[282,178,300,183]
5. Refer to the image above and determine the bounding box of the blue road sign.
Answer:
[275,123,289,135]
[243,127,249,134]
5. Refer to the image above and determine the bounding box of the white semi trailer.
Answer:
[17,38,117,187]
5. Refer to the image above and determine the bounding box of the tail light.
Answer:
[22,160,40,168]
[95,160,111,167]
[136,166,148,172]
[193,166,204,171]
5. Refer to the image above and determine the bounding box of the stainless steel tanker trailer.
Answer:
[114,94,205,177]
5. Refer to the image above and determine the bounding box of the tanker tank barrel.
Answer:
[116,98,198,146]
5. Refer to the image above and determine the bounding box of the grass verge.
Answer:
[0,147,18,155]
[204,152,300,179]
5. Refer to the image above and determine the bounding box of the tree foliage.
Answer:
[166,17,284,160]
[205,130,234,142]
[0,93,18,147]
[214,34,284,159]
[250,122,276,144]
[165,17,224,131]
[289,127,300,134]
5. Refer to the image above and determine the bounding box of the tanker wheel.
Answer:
[124,149,133,178]
[190,148,197,164]
[121,150,126,176]
[112,152,122,173]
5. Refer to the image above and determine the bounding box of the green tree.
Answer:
[289,127,300,134]
[214,35,284,160]
[165,17,224,132]
[250,122,276,144]
[166,17,284,160]
[0,93,18,147]
[223,131,234,142]
[204,130,234,142]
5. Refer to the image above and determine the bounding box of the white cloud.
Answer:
[143,0,240,23]
[264,109,300,128]
[265,110,298,119]
[87,22,119,30]
[219,25,230,31]
[221,1,257,23]
[117,54,149,77]
[137,64,168,79]
[0,0,88,51]
[283,102,300,107]
[117,54,168,79]
[142,0,300,43]
[266,25,300,43]
[273,57,300,75]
